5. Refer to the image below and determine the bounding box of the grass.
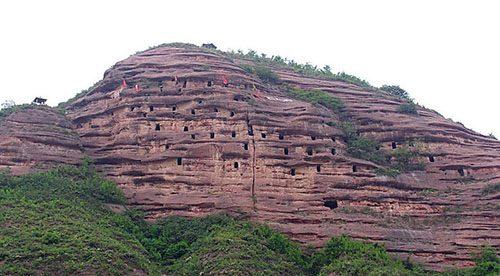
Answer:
[241,63,281,84]
[0,103,32,121]
[399,102,419,115]
[481,183,500,195]
[0,162,157,275]
[0,164,497,275]
[287,87,344,113]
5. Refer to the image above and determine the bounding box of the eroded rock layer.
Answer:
[6,45,498,270]
[0,106,83,174]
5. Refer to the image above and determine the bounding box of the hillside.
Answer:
[0,42,499,271]
[0,164,497,275]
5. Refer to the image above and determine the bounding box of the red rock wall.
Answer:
[0,106,83,175]
[44,46,500,269]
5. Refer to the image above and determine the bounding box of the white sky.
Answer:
[0,0,498,137]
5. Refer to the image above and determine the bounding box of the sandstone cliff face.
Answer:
[2,45,498,270]
[0,106,83,175]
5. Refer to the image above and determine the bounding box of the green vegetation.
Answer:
[0,164,497,275]
[0,103,31,121]
[0,163,157,275]
[225,49,373,88]
[337,122,425,176]
[338,122,387,165]
[57,81,102,109]
[241,63,281,84]
[310,236,424,275]
[445,246,499,276]
[399,102,419,115]
[481,183,500,195]
[380,85,412,101]
[287,87,344,112]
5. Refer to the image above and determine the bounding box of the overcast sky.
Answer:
[0,1,498,137]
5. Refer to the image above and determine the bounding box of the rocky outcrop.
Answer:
[0,106,84,175]
[2,44,498,270]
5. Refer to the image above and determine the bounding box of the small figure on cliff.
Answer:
[223,78,229,87]
[135,84,141,92]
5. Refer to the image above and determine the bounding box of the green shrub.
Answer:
[482,183,500,195]
[399,102,418,115]
[254,66,280,84]
[380,85,412,101]
[347,136,387,164]
[0,165,156,275]
[334,72,372,88]
[226,49,373,88]
[470,247,499,275]
[444,246,499,276]
[0,104,31,121]
[391,146,426,172]
[308,235,423,275]
[288,87,344,112]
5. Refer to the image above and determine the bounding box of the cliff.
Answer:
[1,43,498,270]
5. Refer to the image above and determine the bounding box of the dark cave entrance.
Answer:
[324,200,338,210]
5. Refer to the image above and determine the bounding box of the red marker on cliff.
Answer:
[222,77,228,87]
[121,79,127,89]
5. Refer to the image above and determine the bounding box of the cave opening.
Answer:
[214,108,219,112]
[165,144,170,150]
[172,106,177,111]
[234,162,239,169]
[290,168,296,176]
[150,106,154,112]
[183,80,187,88]
[230,111,235,117]
[131,106,135,111]
[176,157,182,165]
[324,200,338,210]
[191,109,196,115]
[392,142,397,149]
[458,168,465,176]
[429,156,435,162]
[261,133,267,139]
[316,164,321,172]
[183,126,188,132]
[307,148,313,156]
[191,134,196,139]
[248,126,254,136]
[352,165,358,172]
[207,81,213,87]
[284,148,289,155]
[155,124,160,131]
[331,148,336,155]
[311,136,316,141]
[231,131,236,138]
[279,133,284,140]
[210,132,215,139]
[243,143,249,150]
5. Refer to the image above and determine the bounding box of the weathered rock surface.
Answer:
[2,45,498,270]
[0,106,83,174]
